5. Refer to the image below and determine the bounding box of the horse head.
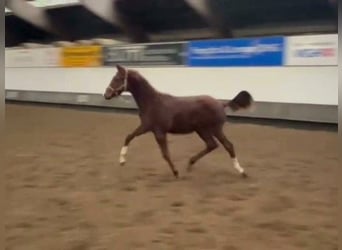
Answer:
[104,64,128,100]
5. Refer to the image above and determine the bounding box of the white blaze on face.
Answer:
[119,146,128,164]
[232,158,244,173]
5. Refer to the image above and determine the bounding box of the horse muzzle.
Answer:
[104,91,121,100]
[104,92,115,100]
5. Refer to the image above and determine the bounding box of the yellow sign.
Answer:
[61,46,102,67]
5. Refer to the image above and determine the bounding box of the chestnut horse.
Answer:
[104,65,253,178]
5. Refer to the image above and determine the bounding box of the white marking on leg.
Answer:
[119,146,128,164]
[232,158,244,174]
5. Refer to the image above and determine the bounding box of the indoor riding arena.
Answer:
[5,1,338,250]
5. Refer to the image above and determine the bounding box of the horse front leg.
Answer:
[153,131,179,178]
[119,125,148,165]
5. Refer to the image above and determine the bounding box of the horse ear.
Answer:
[116,64,125,74]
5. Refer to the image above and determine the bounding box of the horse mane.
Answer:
[128,69,161,95]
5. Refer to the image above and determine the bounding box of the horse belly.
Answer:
[168,112,198,134]
[195,111,225,128]
[169,108,224,134]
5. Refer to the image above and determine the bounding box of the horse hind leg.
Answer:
[187,130,218,172]
[214,128,247,178]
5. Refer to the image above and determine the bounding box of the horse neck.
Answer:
[128,74,159,112]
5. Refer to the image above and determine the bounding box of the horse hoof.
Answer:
[241,172,248,178]
[120,161,125,166]
[187,160,195,172]
[174,170,179,178]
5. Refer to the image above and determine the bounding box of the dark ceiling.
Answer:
[5,15,56,47]
[114,0,207,32]
[46,5,121,41]
[209,0,336,28]
[5,0,337,47]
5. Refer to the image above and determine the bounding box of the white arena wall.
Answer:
[5,34,338,123]
[5,66,338,123]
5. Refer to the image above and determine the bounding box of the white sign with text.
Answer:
[285,34,337,66]
[5,48,61,67]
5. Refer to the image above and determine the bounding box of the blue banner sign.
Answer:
[187,36,285,67]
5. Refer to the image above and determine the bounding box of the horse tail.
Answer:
[224,91,254,112]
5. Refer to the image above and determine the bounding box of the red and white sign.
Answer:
[285,34,337,66]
